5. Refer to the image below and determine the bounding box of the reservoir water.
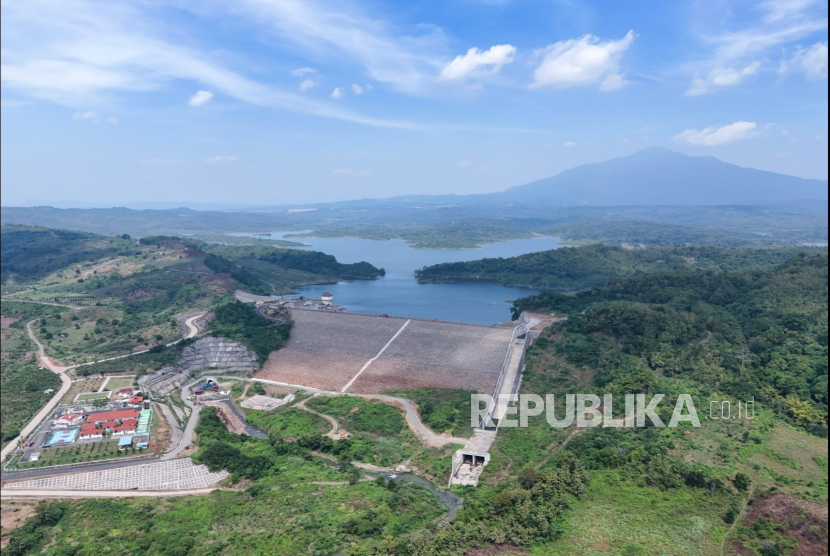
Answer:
[232,232,561,324]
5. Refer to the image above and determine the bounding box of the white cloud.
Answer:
[684,0,826,92]
[291,67,316,77]
[563,141,577,147]
[188,90,214,106]
[439,44,516,81]
[331,168,371,176]
[299,79,317,91]
[72,110,116,124]
[0,0,429,130]
[205,155,240,163]
[454,160,470,167]
[672,121,760,146]
[352,84,364,95]
[686,62,761,95]
[780,42,828,79]
[330,87,345,99]
[210,1,446,94]
[530,31,635,90]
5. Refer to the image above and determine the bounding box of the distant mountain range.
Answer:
[4,148,826,211]
[494,147,828,206]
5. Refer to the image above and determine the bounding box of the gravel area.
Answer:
[259,348,367,390]
[350,359,500,394]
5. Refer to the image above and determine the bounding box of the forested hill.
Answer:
[513,253,829,434]
[416,244,827,290]
[0,226,136,284]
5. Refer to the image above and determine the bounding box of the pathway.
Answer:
[720,487,753,556]
[296,396,342,438]
[215,376,468,446]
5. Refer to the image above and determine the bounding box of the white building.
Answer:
[321,292,333,305]
[53,414,85,427]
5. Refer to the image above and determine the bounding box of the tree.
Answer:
[733,472,751,492]
[517,467,539,489]
[734,347,755,370]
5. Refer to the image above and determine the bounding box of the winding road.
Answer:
[214,375,469,446]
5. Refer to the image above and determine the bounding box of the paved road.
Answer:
[256,305,286,325]
[181,312,202,339]
[160,381,200,461]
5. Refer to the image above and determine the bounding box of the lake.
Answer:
[231,232,561,324]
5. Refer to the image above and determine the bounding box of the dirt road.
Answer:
[216,376,468,446]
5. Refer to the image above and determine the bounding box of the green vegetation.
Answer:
[74,340,190,376]
[12,440,143,469]
[258,248,384,279]
[4,202,826,250]
[210,301,292,363]
[0,363,60,446]
[386,388,477,438]
[304,397,418,467]
[0,226,135,284]
[418,244,825,290]
[512,253,828,433]
[246,406,331,438]
[74,391,111,401]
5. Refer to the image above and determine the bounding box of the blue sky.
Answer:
[1,0,827,206]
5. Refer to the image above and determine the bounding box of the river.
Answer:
[231,232,561,324]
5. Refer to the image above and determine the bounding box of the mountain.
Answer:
[498,147,828,205]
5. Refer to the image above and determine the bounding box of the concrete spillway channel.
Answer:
[449,312,542,486]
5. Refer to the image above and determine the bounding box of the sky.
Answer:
[1,0,828,207]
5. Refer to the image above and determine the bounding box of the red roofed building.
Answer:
[88,410,139,423]
[79,423,102,438]
[117,388,134,398]
[101,420,118,430]
[113,423,136,435]
[128,395,144,405]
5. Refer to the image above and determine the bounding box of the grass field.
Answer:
[103,377,134,391]
[246,406,331,439]
[61,377,106,402]
[14,440,147,469]
[74,391,111,402]
[541,470,739,555]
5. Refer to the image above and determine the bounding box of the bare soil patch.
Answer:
[0,499,39,548]
[0,316,21,329]
[740,493,828,556]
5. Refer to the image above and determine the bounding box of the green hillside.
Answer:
[417,244,826,290]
